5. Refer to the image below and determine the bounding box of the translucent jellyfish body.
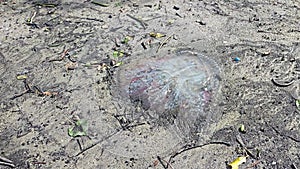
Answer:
[108,50,222,157]
[116,51,220,140]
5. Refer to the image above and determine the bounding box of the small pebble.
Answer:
[101,24,109,29]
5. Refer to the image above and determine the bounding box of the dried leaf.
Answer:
[16,75,28,80]
[65,62,78,70]
[43,91,58,96]
[97,63,109,71]
[229,156,246,169]
[149,32,166,38]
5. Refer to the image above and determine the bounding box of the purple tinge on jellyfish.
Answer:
[116,50,221,119]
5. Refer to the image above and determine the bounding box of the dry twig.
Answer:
[156,34,174,53]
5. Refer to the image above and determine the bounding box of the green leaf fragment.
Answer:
[113,51,118,57]
[115,61,123,67]
[122,36,131,44]
[114,2,121,7]
[113,51,124,58]
[239,124,245,133]
[83,63,92,67]
[68,120,88,137]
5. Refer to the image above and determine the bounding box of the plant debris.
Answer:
[91,0,109,7]
[156,34,174,53]
[121,36,132,44]
[16,74,28,80]
[65,62,78,71]
[68,118,88,137]
[295,99,300,110]
[228,156,247,169]
[150,32,166,38]
[113,51,124,58]
[0,156,15,168]
[239,124,246,133]
[126,14,148,29]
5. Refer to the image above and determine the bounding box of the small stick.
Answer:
[163,160,174,169]
[0,161,15,168]
[10,90,30,100]
[156,34,174,53]
[126,14,147,29]
[271,78,294,87]
[26,11,37,24]
[246,160,261,168]
[49,48,69,62]
[157,156,167,169]
[91,1,109,7]
[159,156,174,169]
[17,130,31,138]
[32,161,46,165]
[74,129,121,157]
[10,80,33,99]
[270,125,300,142]
[0,156,13,164]
[236,135,256,159]
[169,141,231,159]
[30,12,37,24]
[291,163,298,169]
[141,42,147,49]
[32,86,44,95]
[77,139,83,151]
[236,134,245,147]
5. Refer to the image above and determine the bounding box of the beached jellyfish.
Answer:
[113,49,222,140]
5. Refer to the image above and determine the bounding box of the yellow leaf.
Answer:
[149,32,165,38]
[16,75,28,80]
[229,156,246,169]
